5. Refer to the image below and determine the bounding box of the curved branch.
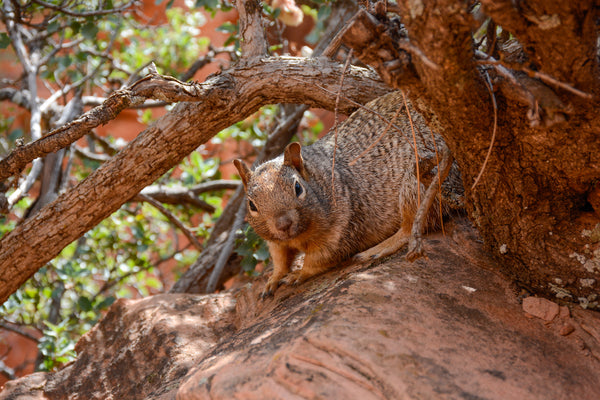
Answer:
[30,0,137,17]
[0,88,143,182]
[139,185,218,212]
[0,57,388,183]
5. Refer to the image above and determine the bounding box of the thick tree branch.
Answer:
[479,0,599,94]
[0,57,387,185]
[343,5,491,186]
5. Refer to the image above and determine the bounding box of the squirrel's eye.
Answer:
[294,181,303,197]
[248,199,257,212]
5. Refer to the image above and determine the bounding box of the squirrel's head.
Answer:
[234,142,317,242]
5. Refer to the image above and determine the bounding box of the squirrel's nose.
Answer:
[275,214,293,233]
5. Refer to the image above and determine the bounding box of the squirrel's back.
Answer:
[300,91,453,259]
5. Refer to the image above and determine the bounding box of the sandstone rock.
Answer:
[522,296,560,321]
[2,220,600,400]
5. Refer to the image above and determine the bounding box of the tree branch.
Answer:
[30,0,137,17]
[0,57,388,184]
[0,321,39,342]
[236,0,268,58]
[479,0,599,92]
[139,185,220,212]
[136,194,203,251]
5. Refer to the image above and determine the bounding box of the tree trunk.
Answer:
[343,2,600,306]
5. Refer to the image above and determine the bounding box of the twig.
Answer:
[406,146,454,261]
[397,40,440,71]
[0,321,40,342]
[3,1,44,205]
[331,49,354,201]
[0,321,40,343]
[140,185,217,212]
[476,54,593,100]
[191,180,241,194]
[73,145,112,162]
[30,0,137,17]
[402,90,421,206]
[349,103,403,166]
[136,193,203,251]
[205,193,247,293]
[471,71,498,190]
[428,131,445,236]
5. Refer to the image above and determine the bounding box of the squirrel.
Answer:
[234,91,463,297]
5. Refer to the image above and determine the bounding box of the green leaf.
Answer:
[144,276,162,289]
[195,0,220,10]
[9,128,23,142]
[24,286,38,299]
[241,254,257,272]
[81,21,99,40]
[255,241,270,261]
[70,21,81,35]
[47,21,60,34]
[317,5,331,20]
[0,32,10,49]
[96,296,116,310]
[216,22,237,34]
[77,296,93,312]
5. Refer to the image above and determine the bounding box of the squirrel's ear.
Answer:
[233,159,251,190]
[284,142,308,179]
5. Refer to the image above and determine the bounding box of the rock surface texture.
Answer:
[2,219,600,399]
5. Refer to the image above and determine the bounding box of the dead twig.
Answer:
[476,55,593,100]
[331,49,354,201]
[205,194,247,293]
[406,146,454,261]
[136,193,203,251]
[471,71,498,190]
[402,90,421,207]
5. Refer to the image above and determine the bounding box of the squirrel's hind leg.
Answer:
[352,223,412,263]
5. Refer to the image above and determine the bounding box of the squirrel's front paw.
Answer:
[279,270,305,287]
[261,276,281,299]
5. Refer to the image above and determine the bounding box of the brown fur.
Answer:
[234,91,463,296]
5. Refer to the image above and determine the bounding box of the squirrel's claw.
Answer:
[261,277,280,299]
[279,270,305,287]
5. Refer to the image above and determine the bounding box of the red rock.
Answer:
[2,221,600,400]
[559,323,575,336]
[522,296,560,321]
